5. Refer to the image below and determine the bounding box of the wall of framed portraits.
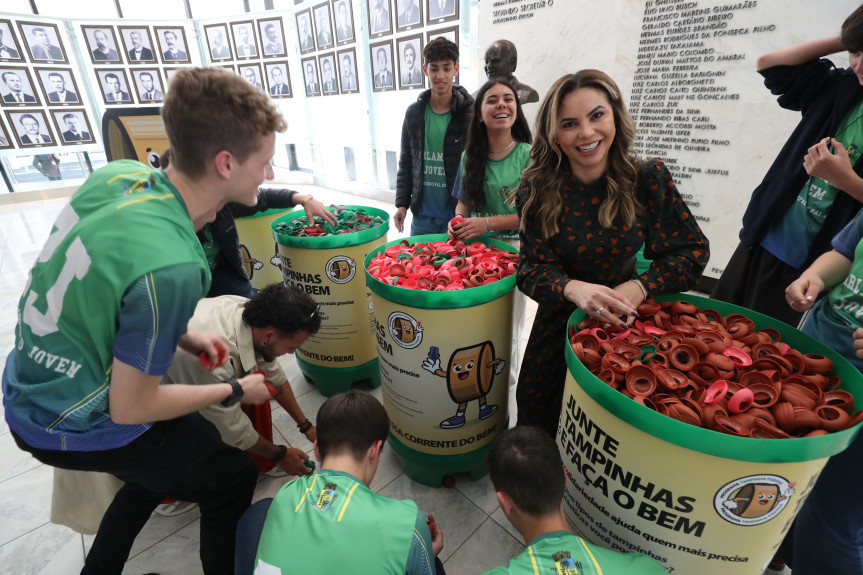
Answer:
[0,0,476,194]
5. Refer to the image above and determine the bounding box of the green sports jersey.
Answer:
[453,142,531,240]
[418,105,453,219]
[483,531,668,575]
[3,160,209,451]
[255,469,436,575]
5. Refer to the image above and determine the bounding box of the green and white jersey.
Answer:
[482,531,668,575]
[255,469,436,575]
[2,160,209,451]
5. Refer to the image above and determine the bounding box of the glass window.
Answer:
[120,0,188,19]
[187,0,246,19]
[34,0,118,18]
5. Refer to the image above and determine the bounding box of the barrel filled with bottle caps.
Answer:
[272,205,388,396]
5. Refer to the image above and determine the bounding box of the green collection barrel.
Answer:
[365,234,516,487]
[236,207,297,291]
[272,206,389,396]
[560,293,863,574]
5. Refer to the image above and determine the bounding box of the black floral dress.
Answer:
[515,158,709,435]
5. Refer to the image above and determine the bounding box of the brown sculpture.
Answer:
[484,39,539,104]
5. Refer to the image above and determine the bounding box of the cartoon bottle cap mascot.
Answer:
[722,482,795,519]
[422,341,504,429]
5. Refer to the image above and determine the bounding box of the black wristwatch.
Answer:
[221,379,244,407]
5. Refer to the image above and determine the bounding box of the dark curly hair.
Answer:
[242,283,321,336]
[423,37,459,64]
[461,77,532,211]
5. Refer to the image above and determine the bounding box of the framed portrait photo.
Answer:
[318,52,339,96]
[301,56,321,98]
[19,21,67,64]
[427,26,458,82]
[313,2,335,51]
[396,0,423,32]
[367,0,393,38]
[0,20,25,63]
[0,66,40,107]
[80,25,122,65]
[231,20,259,60]
[155,26,190,64]
[369,40,395,93]
[336,48,358,94]
[119,26,157,64]
[426,0,458,24]
[132,68,165,104]
[258,17,286,58]
[51,108,95,145]
[238,62,264,91]
[264,61,292,98]
[218,63,236,73]
[36,68,81,106]
[0,118,12,149]
[204,24,233,62]
[163,67,182,88]
[295,10,315,55]
[6,109,55,147]
[397,35,423,90]
[96,68,133,106]
[332,0,355,46]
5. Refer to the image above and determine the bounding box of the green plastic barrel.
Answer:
[560,293,863,574]
[272,206,389,396]
[365,234,517,487]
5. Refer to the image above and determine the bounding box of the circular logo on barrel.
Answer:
[325,256,356,284]
[714,475,796,526]
[388,312,423,349]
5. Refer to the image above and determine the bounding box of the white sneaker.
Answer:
[154,500,198,517]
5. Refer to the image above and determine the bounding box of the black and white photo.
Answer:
[163,67,181,86]
[368,0,393,37]
[51,109,95,145]
[396,0,422,31]
[370,40,394,92]
[319,53,338,95]
[6,110,54,146]
[333,0,355,45]
[302,57,321,97]
[337,48,359,94]
[296,10,315,54]
[0,20,24,62]
[119,26,156,64]
[0,67,39,106]
[0,119,11,148]
[426,0,458,22]
[155,27,190,64]
[313,3,335,51]
[239,63,264,90]
[258,18,286,57]
[81,26,121,64]
[231,21,259,59]
[96,69,133,105]
[133,69,164,103]
[397,35,423,89]
[204,24,233,61]
[36,68,80,105]
[265,61,292,98]
[19,22,67,63]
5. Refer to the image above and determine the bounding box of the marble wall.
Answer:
[477,0,860,278]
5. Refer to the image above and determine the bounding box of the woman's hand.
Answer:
[300,197,338,225]
[564,279,639,328]
[612,280,647,309]
[853,328,863,359]
[451,217,488,241]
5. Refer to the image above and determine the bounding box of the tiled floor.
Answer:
[0,184,539,575]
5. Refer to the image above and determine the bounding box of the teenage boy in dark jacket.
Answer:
[394,37,473,235]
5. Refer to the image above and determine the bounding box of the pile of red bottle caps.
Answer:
[367,237,518,290]
[571,299,863,438]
